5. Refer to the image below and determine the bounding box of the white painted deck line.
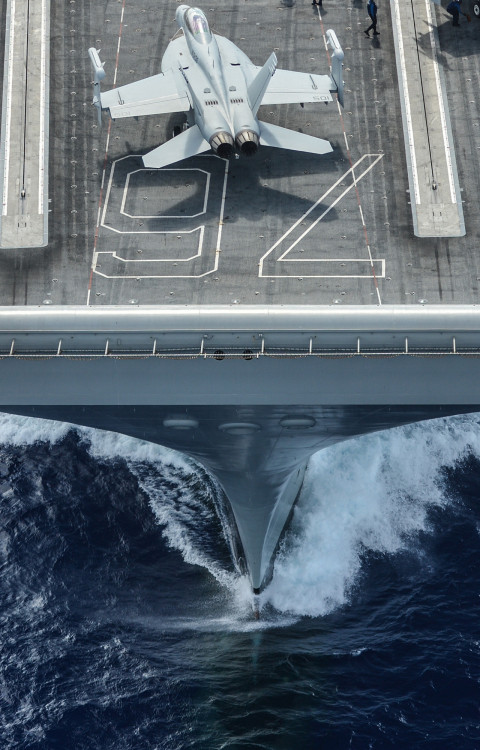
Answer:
[391,0,421,207]
[1,0,16,218]
[390,0,465,237]
[0,0,50,248]
[38,0,48,217]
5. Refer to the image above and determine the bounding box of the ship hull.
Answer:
[1,401,476,591]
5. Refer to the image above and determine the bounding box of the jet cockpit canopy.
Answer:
[185,7,212,44]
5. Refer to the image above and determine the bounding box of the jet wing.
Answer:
[100,70,191,119]
[256,68,334,106]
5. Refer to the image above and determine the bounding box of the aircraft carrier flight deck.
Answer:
[0,0,479,308]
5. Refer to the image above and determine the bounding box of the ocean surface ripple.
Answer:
[0,413,479,749]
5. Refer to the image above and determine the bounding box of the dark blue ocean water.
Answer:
[1,413,480,749]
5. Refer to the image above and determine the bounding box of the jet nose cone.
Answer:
[176,5,190,25]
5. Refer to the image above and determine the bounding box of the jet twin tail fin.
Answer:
[248,52,278,116]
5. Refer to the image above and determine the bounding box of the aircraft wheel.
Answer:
[473,0,480,17]
[172,125,182,138]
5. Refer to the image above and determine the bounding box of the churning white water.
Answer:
[264,414,480,616]
[1,411,479,622]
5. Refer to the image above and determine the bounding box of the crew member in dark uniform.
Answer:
[365,0,379,37]
[446,0,467,26]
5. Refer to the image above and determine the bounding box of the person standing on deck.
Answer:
[364,0,379,37]
[446,0,467,26]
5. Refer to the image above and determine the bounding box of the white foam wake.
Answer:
[81,425,246,591]
[263,413,480,617]
[0,411,479,621]
[0,414,244,595]
[0,413,72,446]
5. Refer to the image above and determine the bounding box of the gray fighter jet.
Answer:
[88,5,344,168]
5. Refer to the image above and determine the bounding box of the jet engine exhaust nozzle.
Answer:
[236,130,259,156]
[210,132,235,159]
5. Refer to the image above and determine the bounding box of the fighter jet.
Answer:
[88,5,344,169]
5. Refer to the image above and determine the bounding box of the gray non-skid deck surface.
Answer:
[0,0,479,306]
[0,0,49,249]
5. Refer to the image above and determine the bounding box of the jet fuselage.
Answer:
[170,5,261,157]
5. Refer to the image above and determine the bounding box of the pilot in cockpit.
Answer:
[185,8,212,44]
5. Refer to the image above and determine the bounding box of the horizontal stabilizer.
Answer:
[143,125,210,169]
[259,122,332,156]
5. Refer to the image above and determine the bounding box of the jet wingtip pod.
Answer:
[326,29,344,108]
[88,48,106,126]
[88,48,106,82]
